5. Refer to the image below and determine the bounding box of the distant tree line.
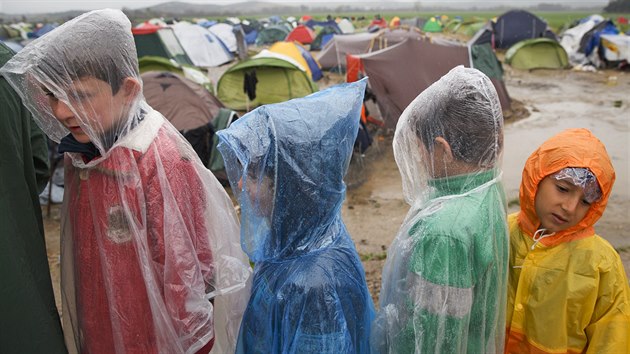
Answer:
[605,0,630,12]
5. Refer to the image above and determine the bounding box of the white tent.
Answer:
[337,19,355,34]
[560,15,603,66]
[171,22,233,67]
[209,23,238,53]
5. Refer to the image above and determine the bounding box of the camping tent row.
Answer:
[132,21,247,68]
[329,34,512,129]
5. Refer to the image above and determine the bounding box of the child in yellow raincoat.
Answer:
[505,128,630,353]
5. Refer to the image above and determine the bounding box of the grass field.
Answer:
[283,10,630,34]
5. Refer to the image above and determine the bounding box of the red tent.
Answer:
[131,22,163,35]
[286,25,316,45]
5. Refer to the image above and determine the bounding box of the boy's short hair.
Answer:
[37,9,139,94]
[412,67,503,168]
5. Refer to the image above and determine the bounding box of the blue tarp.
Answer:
[217,79,374,353]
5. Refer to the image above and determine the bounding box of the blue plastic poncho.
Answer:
[217,79,375,354]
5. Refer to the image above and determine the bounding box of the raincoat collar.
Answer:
[518,128,615,247]
[429,169,498,198]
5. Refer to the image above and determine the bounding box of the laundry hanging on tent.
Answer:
[243,70,258,101]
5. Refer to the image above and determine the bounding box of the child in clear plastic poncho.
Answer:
[216,79,375,354]
[505,128,630,353]
[0,9,251,354]
[371,66,508,353]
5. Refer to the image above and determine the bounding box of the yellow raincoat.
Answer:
[506,128,630,353]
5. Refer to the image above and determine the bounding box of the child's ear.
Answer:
[120,77,141,103]
[434,137,454,162]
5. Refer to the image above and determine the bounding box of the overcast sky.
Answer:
[0,0,610,14]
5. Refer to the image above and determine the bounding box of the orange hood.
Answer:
[518,128,615,246]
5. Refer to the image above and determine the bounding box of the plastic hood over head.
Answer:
[518,128,615,245]
[218,79,367,262]
[393,65,503,207]
[1,9,251,354]
[373,66,508,353]
[0,9,144,156]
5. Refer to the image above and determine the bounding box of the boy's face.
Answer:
[238,172,275,218]
[534,175,591,233]
[46,77,128,144]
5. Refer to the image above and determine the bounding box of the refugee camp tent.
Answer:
[286,24,315,45]
[400,18,426,29]
[422,17,443,32]
[354,38,511,128]
[338,19,355,34]
[471,10,557,49]
[31,23,57,38]
[505,38,569,69]
[141,71,224,165]
[310,24,343,51]
[390,17,401,29]
[132,25,194,66]
[138,56,215,93]
[269,41,322,81]
[600,33,630,64]
[1,40,23,52]
[209,23,238,52]
[217,53,318,111]
[560,14,604,65]
[317,29,422,70]
[256,25,290,46]
[170,22,233,68]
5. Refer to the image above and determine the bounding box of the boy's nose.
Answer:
[561,195,580,214]
[51,99,74,121]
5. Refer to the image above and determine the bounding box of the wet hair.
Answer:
[413,77,503,168]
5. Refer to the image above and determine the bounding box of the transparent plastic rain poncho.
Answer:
[216,79,375,353]
[0,9,251,354]
[371,66,508,353]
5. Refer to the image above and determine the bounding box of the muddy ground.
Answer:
[42,65,629,312]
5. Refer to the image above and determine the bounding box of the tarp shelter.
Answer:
[286,25,315,45]
[269,41,322,81]
[471,10,556,49]
[217,54,318,111]
[209,23,238,52]
[422,17,443,32]
[255,25,290,46]
[171,22,233,68]
[505,38,569,70]
[132,25,194,66]
[141,71,224,165]
[354,38,511,128]
[560,14,604,64]
[317,29,422,70]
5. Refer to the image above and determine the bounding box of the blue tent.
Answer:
[471,10,556,49]
[295,44,322,81]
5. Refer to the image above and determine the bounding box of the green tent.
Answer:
[471,43,504,80]
[217,56,318,111]
[133,28,193,66]
[255,25,290,46]
[505,38,569,70]
[423,17,443,33]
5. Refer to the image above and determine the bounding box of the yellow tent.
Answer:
[268,41,316,79]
